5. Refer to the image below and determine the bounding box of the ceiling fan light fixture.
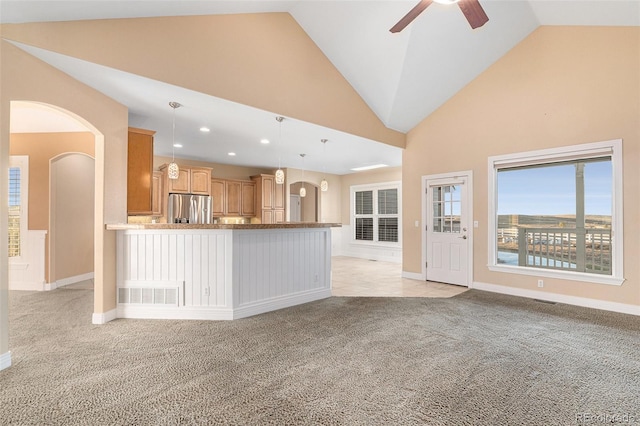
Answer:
[433,0,459,4]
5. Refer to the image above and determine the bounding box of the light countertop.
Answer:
[106,222,342,230]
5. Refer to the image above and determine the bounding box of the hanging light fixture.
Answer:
[167,101,182,180]
[275,116,285,184]
[299,154,306,197]
[320,139,329,192]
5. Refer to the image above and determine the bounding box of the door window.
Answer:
[432,185,461,234]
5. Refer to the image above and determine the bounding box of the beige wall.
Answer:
[10,132,94,282]
[290,182,318,222]
[1,38,129,355]
[403,26,640,305]
[51,154,95,281]
[286,168,341,223]
[1,13,404,149]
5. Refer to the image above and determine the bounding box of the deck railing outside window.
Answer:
[497,227,611,275]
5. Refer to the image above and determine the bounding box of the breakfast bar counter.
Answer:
[106,223,341,321]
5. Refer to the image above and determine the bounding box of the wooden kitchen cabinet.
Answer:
[211,179,226,217]
[225,180,242,216]
[210,178,256,217]
[252,174,285,224]
[190,168,211,195]
[127,127,155,215]
[161,165,212,195]
[241,182,256,217]
[151,171,163,216]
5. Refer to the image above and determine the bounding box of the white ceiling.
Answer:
[2,0,639,174]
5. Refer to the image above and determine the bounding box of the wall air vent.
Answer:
[118,287,179,306]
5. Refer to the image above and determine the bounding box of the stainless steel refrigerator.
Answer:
[167,193,212,224]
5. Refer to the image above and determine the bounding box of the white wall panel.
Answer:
[115,228,332,320]
[117,230,232,309]
[233,228,331,307]
[8,230,47,290]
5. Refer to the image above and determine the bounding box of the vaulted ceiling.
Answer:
[2,1,638,174]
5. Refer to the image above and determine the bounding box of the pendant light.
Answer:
[299,154,306,197]
[167,101,182,180]
[275,116,285,184]
[320,139,329,192]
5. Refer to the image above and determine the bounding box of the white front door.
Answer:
[426,175,470,286]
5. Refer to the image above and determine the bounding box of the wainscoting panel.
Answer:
[117,230,232,309]
[8,230,47,291]
[232,228,331,307]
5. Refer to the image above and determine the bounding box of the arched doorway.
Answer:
[289,181,319,222]
[8,101,105,316]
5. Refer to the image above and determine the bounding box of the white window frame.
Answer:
[8,155,29,263]
[487,139,623,286]
[350,181,402,247]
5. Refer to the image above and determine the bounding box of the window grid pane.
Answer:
[378,189,398,215]
[355,191,373,215]
[8,167,21,257]
[355,218,374,241]
[378,217,398,242]
[432,185,461,234]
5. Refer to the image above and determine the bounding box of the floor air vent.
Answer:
[118,287,179,306]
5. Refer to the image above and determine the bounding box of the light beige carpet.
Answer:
[1,287,639,425]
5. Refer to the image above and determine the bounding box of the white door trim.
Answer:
[422,170,473,285]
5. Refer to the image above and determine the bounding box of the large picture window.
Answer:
[488,140,623,285]
[352,183,401,244]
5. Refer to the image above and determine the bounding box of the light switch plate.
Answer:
[474,221,479,228]
[415,220,419,227]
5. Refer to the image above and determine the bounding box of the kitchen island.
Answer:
[106,223,340,320]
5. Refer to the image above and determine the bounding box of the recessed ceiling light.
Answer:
[173,143,183,148]
[228,152,236,156]
[260,139,270,144]
[350,164,388,171]
[200,127,210,132]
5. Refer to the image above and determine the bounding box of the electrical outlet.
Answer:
[204,287,210,296]
[537,279,544,288]
[314,274,319,283]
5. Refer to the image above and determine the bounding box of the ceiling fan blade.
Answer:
[390,0,434,33]
[457,0,489,29]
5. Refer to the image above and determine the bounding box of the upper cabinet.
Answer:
[190,168,211,195]
[211,179,226,217]
[211,178,256,217]
[160,165,212,195]
[127,127,156,215]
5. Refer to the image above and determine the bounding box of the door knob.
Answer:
[459,235,467,239]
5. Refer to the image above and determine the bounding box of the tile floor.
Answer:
[58,261,466,299]
[331,256,468,298]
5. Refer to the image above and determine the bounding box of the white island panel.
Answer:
[114,227,332,320]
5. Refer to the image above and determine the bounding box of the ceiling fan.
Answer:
[390,0,489,33]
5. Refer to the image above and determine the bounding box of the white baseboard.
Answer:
[9,281,46,291]
[0,351,11,371]
[118,306,234,321]
[54,272,95,290]
[402,271,424,281]
[92,308,117,324]
[472,281,640,316]
[233,288,332,319]
[115,288,332,321]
